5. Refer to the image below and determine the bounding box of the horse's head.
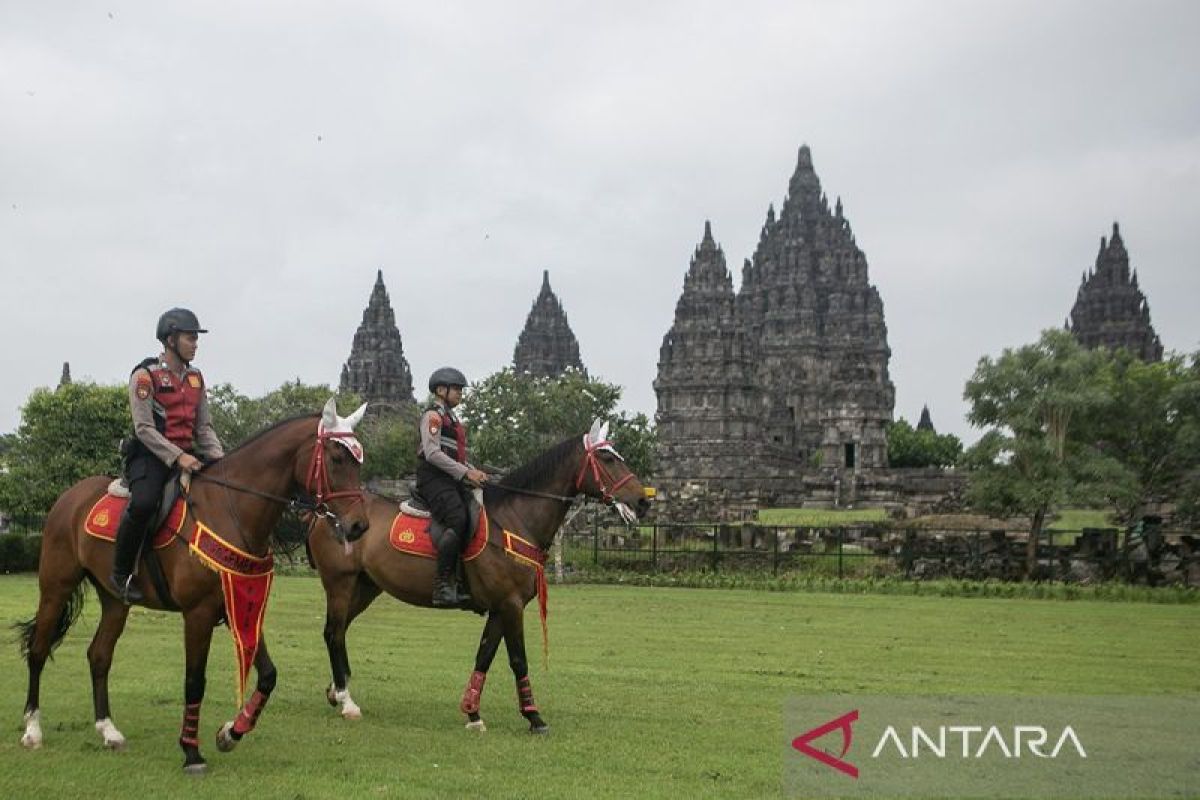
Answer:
[575,418,652,523]
[304,397,371,542]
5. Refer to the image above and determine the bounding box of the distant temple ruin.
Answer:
[512,270,586,378]
[1068,223,1163,362]
[654,146,896,514]
[339,270,416,412]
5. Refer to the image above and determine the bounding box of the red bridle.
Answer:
[305,429,365,511]
[574,435,634,503]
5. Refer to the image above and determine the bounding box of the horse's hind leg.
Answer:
[88,586,131,749]
[324,575,380,720]
[460,611,504,732]
[498,602,549,734]
[216,639,276,753]
[18,560,86,749]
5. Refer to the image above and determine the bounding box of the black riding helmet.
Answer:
[428,366,467,393]
[156,308,208,343]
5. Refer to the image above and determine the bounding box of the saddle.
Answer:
[389,488,488,560]
[85,474,189,549]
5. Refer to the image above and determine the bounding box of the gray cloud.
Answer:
[1,1,1197,443]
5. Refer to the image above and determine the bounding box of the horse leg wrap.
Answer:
[179,702,201,748]
[232,690,268,736]
[460,670,487,715]
[516,676,538,714]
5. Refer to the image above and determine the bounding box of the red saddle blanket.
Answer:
[84,493,186,549]
[389,507,489,561]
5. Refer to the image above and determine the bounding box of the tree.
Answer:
[459,368,656,479]
[886,419,962,468]
[0,383,129,515]
[962,329,1110,577]
[1072,350,1200,525]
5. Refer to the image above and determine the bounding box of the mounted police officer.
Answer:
[416,367,488,608]
[109,308,225,603]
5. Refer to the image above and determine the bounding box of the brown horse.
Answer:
[16,398,370,773]
[310,419,650,733]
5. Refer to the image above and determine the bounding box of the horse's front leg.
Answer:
[460,611,504,732]
[216,639,276,752]
[179,603,220,774]
[88,589,131,750]
[497,600,549,734]
[323,576,381,720]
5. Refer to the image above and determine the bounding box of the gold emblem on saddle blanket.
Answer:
[94,509,110,527]
[399,529,416,543]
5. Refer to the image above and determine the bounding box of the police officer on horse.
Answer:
[416,367,489,607]
[109,308,225,603]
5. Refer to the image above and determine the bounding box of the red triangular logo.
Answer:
[791,709,859,778]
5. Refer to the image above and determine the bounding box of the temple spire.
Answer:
[340,270,416,411]
[513,270,585,379]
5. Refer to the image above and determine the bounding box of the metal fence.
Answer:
[4,510,1197,585]
[557,515,1200,586]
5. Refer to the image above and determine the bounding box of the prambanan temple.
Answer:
[1068,223,1164,362]
[337,151,1169,519]
[653,146,905,516]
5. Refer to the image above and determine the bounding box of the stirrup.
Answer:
[110,573,143,604]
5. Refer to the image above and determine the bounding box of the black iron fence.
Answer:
[557,517,1200,586]
[3,511,1197,586]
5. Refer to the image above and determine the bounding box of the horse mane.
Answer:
[202,413,319,468]
[484,434,582,502]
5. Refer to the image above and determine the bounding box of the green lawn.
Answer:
[0,574,1196,798]
[756,507,889,526]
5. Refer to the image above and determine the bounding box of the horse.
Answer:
[309,419,650,733]
[15,398,370,773]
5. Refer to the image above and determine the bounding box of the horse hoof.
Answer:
[465,719,487,732]
[20,733,43,750]
[104,736,127,751]
[529,723,550,735]
[215,722,237,753]
[183,761,208,776]
[341,705,362,721]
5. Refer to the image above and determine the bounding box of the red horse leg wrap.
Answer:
[232,690,269,736]
[460,670,487,715]
[516,675,538,714]
[179,702,201,748]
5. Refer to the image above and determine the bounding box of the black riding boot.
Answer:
[432,536,468,608]
[109,509,145,604]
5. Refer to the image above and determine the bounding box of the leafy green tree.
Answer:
[0,383,129,514]
[459,368,656,479]
[1072,350,1200,525]
[962,329,1110,577]
[886,419,963,468]
[358,409,420,481]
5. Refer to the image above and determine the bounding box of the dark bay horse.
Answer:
[16,398,370,773]
[310,419,650,733]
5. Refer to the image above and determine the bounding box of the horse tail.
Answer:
[13,580,87,661]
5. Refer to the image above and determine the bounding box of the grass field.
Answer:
[0,574,1196,799]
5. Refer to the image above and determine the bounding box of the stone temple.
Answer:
[1068,223,1163,362]
[654,146,897,513]
[512,270,586,379]
[340,270,416,412]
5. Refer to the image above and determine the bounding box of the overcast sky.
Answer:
[2,1,1197,443]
